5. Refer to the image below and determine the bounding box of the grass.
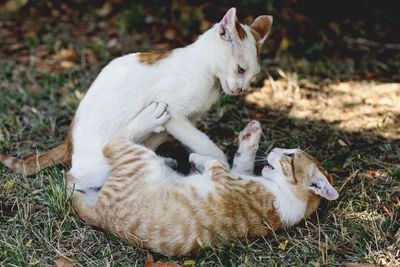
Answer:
[1,3,400,266]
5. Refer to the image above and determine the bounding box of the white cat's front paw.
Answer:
[136,102,171,133]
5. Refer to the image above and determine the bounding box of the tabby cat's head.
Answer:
[216,8,272,95]
[262,148,339,215]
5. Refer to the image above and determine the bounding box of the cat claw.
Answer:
[138,102,171,133]
[154,126,166,133]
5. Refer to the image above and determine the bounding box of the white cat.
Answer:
[0,8,272,194]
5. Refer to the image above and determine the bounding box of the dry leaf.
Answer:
[59,49,77,61]
[367,170,382,177]
[97,2,113,17]
[0,0,28,13]
[145,253,182,267]
[279,37,289,50]
[381,205,392,217]
[25,239,32,248]
[183,259,196,266]
[338,139,347,146]
[60,60,76,69]
[55,257,74,267]
[341,226,348,235]
[389,193,400,203]
[278,240,288,251]
[5,180,14,190]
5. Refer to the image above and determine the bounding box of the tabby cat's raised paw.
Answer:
[237,120,262,154]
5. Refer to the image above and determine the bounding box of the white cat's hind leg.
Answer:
[231,120,262,175]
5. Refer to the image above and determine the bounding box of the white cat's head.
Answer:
[216,8,272,95]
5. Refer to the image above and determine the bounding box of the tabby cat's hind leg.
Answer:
[231,120,262,175]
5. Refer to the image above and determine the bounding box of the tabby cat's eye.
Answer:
[310,182,321,189]
[237,65,245,74]
[285,153,295,159]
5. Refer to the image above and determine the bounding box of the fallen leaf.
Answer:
[97,2,113,17]
[367,170,382,177]
[25,239,32,247]
[183,259,196,266]
[341,226,348,236]
[0,0,28,13]
[60,60,76,69]
[337,243,356,253]
[164,27,178,40]
[59,49,77,61]
[7,43,26,53]
[279,37,289,50]
[145,253,182,267]
[381,205,392,217]
[278,240,288,251]
[85,51,99,66]
[338,139,347,146]
[5,180,14,189]
[55,257,74,267]
[389,193,400,204]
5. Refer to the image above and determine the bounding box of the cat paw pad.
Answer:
[238,120,262,152]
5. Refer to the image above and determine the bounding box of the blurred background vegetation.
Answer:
[1,0,399,82]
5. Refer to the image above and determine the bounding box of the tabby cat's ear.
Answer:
[250,15,273,45]
[309,175,339,200]
[219,7,243,43]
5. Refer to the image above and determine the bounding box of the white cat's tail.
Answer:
[0,141,72,176]
[0,121,74,176]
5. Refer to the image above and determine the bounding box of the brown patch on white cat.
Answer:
[137,51,171,65]
[235,19,247,40]
[250,28,262,55]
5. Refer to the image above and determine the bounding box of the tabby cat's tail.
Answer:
[0,140,72,176]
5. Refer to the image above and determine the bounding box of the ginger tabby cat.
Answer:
[71,102,339,256]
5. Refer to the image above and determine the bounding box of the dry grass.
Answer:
[1,3,400,266]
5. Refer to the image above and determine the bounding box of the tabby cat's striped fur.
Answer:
[70,102,339,256]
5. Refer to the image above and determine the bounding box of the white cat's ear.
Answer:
[250,15,273,45]
[219,7,243,43]
[309,175,339,201]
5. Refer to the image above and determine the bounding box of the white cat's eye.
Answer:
[237,65,245,74]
